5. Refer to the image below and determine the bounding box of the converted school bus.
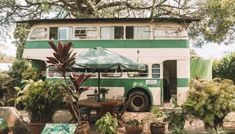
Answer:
[19,18,201,112]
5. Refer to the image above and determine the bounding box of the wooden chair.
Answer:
[100,101,117,117]
[114,97,131,127]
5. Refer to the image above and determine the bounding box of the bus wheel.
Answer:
[128,91,149,112]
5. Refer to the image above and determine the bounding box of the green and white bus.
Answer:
[20,18,199,112]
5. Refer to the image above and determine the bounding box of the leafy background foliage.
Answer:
[183,78,235,128]
[213,52,235,83]
[16,80,64,123]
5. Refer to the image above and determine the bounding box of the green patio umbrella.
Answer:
[74,47,145,101]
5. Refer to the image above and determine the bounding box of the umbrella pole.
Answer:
[98,71,100,102]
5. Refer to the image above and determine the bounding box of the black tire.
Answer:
[128,90,149,112]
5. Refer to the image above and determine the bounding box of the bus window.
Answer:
[114,26,124,39]
[101,71,122,77]
[126,26,134,39]
[74,27,98,39]
[47,67,97,78]
[128,65,148,77]
[58,27,72,40]
[29,28,47,40]
[134,26,150,39]
[100,26,114,39]
[49,27,72,40]
[152,64,160,78]
[49,27,58,40]
[154,28,179,38]
[72,69,97,77]
[47,67,64,77]
[100,26,124,39]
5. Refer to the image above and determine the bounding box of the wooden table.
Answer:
[78,99,124,118]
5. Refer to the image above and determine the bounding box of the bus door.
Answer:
[163,60,177,102]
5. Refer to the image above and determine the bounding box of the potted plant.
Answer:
[100,88,109,100]
[165,111,186,134]
[125,119,143,134]
[95,112,118,134]
[15,79,64,134]
[46,41,91,133]
[149,106,166,134]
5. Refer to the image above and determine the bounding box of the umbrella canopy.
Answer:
[74,47,145,101]
[74,47,145,71]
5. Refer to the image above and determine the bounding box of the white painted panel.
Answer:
[177,60,190,78]
[177,87,189,105]
[149,87,161,105]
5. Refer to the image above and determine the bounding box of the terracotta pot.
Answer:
[125,124,143,134]
[150,122,165,134]
[76,121,90,134]
[30,123,45,134]
[0,128,9,134]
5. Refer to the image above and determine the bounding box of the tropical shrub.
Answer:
[15,80,64,123]
[0,72,10,99]
[183,78,235,129]
[95,112,118,134]
[165,111,186,134]
[6,60,40,96]
[207,126,226,134]
[22,67,40,81]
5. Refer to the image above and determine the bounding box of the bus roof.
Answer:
[17,17,200,26]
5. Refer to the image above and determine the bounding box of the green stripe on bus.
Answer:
[47,77,189,87]
[177,78,189,87]
[25,40,189,48]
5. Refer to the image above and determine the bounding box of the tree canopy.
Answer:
[213,52,235,83]
[0,0,235,45]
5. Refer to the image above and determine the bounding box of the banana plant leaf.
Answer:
[73,47,145,101]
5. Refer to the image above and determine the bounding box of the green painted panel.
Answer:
[190,58,212,80]
[25,40,189,49]
[83,78,161,88]
[177,78,189,87]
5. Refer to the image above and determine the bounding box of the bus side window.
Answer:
[126,26,134,39]
[154,27,179,39]
[152,64,160,78]
[58,27,72,40]
[49,27,72,40]
[49,27,58,40]
[74,27,98,39]
[100,26,124,39]
[134,26,150,39]
[29,28,47,40]
[101,70,122,77]
[114,26,124,39]
[139,64,148,76]
[128,64,148,77]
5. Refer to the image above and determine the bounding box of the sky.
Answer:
[192,43,235,59]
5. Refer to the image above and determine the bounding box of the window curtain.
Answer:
[86,27,97,39]
[134,26,150,39]
[100,27,114,39]
[58,27,71,40]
